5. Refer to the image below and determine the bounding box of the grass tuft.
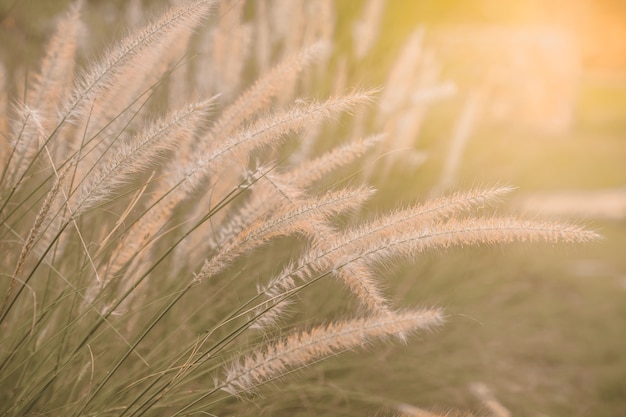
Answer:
[0,1,599,416]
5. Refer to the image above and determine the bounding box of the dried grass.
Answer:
[0,1,598,416]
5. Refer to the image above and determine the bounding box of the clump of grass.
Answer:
[0,1,598,416]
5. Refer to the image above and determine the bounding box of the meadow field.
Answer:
[0,1,624,416]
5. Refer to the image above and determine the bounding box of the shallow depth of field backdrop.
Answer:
[1,0,625,416]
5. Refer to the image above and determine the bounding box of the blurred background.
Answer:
[343,2,626,416]
[1,0,625,415]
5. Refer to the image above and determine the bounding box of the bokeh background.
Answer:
[1,0,625,415]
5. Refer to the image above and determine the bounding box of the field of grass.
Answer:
[357,69,626,415]
[1,1,624,416]
[364,73,626,415]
